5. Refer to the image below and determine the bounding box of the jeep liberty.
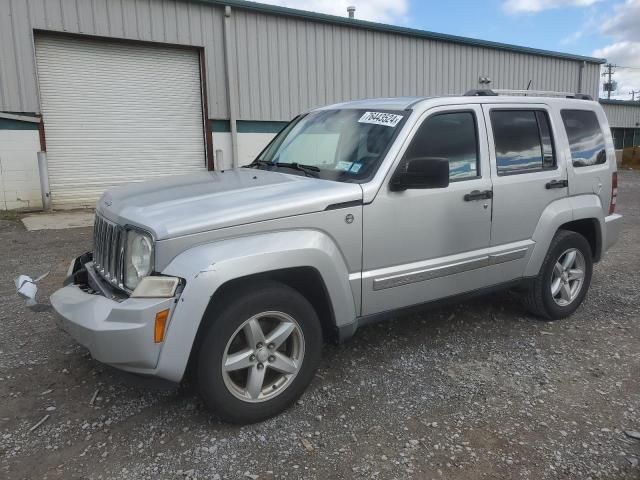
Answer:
[51,91,623,423]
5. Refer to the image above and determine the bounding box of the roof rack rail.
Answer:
[464,88,593,100]
[464,89,498,96]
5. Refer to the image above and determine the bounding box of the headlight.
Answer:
[124,229,154,290]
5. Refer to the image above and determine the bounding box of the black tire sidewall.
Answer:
[539,232,593,319]
[197,281,322,423]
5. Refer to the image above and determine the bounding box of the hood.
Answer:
[96,169,363,239]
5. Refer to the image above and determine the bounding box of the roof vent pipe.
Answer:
[347,6,356,18]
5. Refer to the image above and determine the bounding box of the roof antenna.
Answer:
[525,80,532,96]
[347,6,356,18]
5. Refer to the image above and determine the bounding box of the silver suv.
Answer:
[52,91,622,423]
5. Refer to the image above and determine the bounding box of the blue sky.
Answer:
[260,0,640,100]
[405,0,603,56]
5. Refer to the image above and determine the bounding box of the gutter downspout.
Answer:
[577,60,585,94]
[223,5,239,168]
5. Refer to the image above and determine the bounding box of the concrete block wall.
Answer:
[0,129,42,211]
[211,120,287,170]
[212,131,279,169]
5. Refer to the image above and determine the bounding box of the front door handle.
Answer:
[546,179,568,189]
[464,190,493,201]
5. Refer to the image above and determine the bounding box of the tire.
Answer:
[197,281,322,424]
[524,230,593,320]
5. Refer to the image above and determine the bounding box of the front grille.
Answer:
[93,215,126,290]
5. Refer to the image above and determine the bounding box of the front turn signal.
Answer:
[154,309,170,343]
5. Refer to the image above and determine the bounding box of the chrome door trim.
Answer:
[372,256,488,291]
[366,241,534,292]
[488,247,529,265]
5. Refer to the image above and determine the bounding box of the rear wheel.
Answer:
[524,230,593,320]
[197,281,322,423]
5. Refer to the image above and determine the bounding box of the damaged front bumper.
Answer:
[51,254,179,376]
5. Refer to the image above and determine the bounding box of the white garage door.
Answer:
[35,35,206,208]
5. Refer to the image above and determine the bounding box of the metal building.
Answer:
[0,0,635,210]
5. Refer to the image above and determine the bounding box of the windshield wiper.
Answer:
[244,160,320,177]
[272,162,320,177]
[244,159,272,169]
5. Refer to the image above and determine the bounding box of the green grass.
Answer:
[0,210,22,222]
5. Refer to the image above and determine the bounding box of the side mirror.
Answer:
[390,157,450,191]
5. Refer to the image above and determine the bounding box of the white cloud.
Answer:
[602,0,640,42]
[254,0,409,24]
[503,0,599,14]
[592,1,640,100]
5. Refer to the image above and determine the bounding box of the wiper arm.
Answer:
[244,159,272,169]
[273,162,320,177]
[244,160,320,177]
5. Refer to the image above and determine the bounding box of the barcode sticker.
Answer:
[358,111,403,127]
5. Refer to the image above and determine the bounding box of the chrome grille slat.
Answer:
[105,223,113,279]
[99,217,107,270]
[92,214,126,290]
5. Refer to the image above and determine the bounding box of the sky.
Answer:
[257,0,640,101]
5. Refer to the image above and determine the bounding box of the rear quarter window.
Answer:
[560,110,607,167]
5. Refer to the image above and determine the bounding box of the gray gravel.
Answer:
[1,171,639,480]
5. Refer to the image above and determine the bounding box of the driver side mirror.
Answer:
[390,157,450,191]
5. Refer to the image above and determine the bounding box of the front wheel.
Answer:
[524,230,593,320]
[197,281,322,423]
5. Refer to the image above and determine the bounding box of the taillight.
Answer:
[609,172,618,214]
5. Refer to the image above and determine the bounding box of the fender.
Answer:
[153,229,357,382]
[524,194,604,277]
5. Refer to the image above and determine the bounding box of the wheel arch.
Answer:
[185,267,336,378]
[557,218,602,261]
[153,230,357,382]
[525,195,605,277]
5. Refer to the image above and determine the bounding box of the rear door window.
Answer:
[560,110,606,167]
[490,110,556,175]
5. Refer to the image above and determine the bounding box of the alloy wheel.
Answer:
[221,311,305,403]
[550,248,586,307]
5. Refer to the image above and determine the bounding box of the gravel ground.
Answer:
[1,171,639,480]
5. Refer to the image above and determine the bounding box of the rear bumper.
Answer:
[604,213,623,251]
[50,283,176,376]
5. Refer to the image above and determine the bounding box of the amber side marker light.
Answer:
[154,309,170,343]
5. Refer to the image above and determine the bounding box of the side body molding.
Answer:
[524,194,604,277]
[154,230,356,382]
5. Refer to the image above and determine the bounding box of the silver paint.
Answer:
[51,95,622,383]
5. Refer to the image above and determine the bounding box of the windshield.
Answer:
[251,109,408,182]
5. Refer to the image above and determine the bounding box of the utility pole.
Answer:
[602,63,616,99]
[631,90,640,101]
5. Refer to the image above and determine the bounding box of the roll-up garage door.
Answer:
[35,35,206,208]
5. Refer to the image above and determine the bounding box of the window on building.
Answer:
[623,129,634,149]
[490,110,556,175]
[561,110,606,167]
[404,111,479,181]
[611,128,624,150]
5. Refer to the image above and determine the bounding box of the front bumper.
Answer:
[604,213,623,251]
[50,262,178,376]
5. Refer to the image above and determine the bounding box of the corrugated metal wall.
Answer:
[0,0,602,121]
[229,8,601,120]
[601,103,640,128]
[0,0,228,117]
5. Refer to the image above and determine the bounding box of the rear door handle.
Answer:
[546,180,568,189]
[464,190,493,201]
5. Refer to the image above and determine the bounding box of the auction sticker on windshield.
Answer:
[358,111,403,127]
